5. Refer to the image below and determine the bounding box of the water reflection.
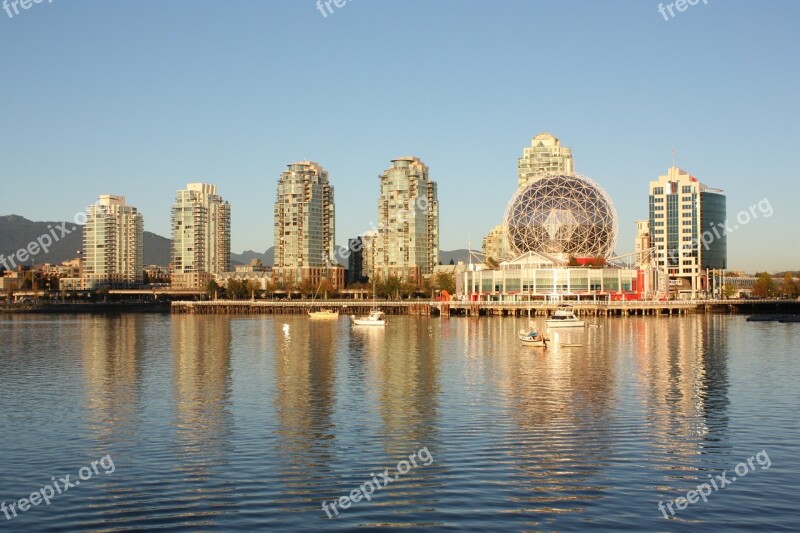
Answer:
[81,315,144,447]
[170,314,234,518]
[273,318,338,505]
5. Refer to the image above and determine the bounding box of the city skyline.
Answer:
[1,2,798,272]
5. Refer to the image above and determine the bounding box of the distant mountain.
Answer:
[2,215,478,270]
[232,248,274,266]
[439,249,476,265]
[0,215,170,266]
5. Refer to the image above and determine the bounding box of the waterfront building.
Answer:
[648,166,727,298]
[82,195,143,289]
[482,224,509,263]
[171,183,231,289]
[272,161,339,289]
[463,252,640,302]
[518,132,575,189]
[372,157,439,283]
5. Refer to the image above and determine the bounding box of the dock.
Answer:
[170,298,799,317]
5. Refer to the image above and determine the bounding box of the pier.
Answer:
[170,298,799,317]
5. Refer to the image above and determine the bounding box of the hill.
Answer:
[0,215,171,266]
[2,215,477,270]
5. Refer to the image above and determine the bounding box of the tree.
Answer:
[485,256,500,269]
[378,275,402,299]
[206,279,221,300]
[721,283,738,299]
[782,272,798,298]
[752,272,777,298]
[432,272,456,295]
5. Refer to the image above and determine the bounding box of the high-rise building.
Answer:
[346,236,366,285]
[273,161,341,289]
[648,166,726,297]
[518,132,574,188]
[482,224,508,263]
[82,195,143,289]
[372,157,439,282]
[171,183,231,289]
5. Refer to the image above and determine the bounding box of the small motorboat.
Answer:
[546,307,585,328]
[352,310,387,326]
[309,309,340,319]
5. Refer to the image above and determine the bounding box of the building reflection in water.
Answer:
[273,317,338,504]
[483,316,616,515]
[81,315,145,448]
[638,315,731,484]
[171,315,234,506]
[363,319,441,456]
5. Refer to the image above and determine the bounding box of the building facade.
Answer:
[517,132,575,189]
[82,195,144,289]
[372,157,439,283]
[463,252,641,302]
[272,161,337,288]
[648,166,727,297]
[346,236,366,285]
[171,183,231,289]
[481,224,508,263]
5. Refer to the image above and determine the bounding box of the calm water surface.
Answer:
[0,314,797,531]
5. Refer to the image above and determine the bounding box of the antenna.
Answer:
[672,147,676,168]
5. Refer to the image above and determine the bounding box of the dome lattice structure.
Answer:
[503,173,618,258]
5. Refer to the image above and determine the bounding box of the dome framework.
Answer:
[503,173,618,258]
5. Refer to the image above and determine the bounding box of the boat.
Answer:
[778,315,800,323]
[309,308,340,319]
[747,315,786,322]
[519,328,548,347]
[352,310,387,326]
[351,279,387,326]
[308,277,340,319]
[546,307,585,328]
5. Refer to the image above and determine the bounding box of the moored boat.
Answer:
[519,328,548,347]
[309,308,340,319]
[546,307,585,328]
[746,315,787,322]
[352,310,387,326]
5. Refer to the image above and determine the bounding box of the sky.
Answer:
[1,0,798,273]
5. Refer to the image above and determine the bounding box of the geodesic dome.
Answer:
[503,173,618,258]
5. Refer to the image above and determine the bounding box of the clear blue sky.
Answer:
[1,0,798,272]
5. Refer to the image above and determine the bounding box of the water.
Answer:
[0,314,797,531]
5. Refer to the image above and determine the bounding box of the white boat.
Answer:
[546,308,585,328]
[352,279,387,326]
[518,328,548,347]
[309,308,339,319]
[352,310,387,326]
